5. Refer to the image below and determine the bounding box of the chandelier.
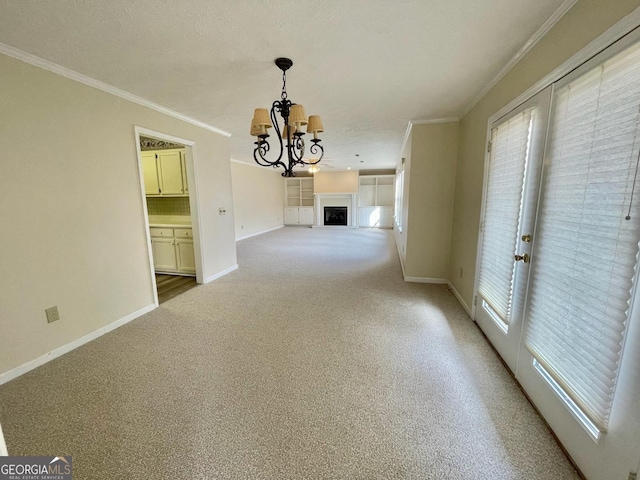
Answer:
[250,58,324,177]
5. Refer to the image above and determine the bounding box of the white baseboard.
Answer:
[447,281,473,318]
[404,276,448,284]
[0,303,156,386]
[204,264,238,283]
[236,225,283,241]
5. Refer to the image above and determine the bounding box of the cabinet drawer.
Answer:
[150,227,174,238]
[174,228,193,238]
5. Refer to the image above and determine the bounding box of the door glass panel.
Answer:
[525,41,640,432]
[477,108,533,325]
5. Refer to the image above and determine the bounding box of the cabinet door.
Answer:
[142,152,160,195]
[299,207,314,225]
[158,151,185,195]
[284,207,299,225]
[180,151,189,195]
[176,239,196,273]
[379,207,394,228]
[152,237,177,271]
[358,207,376,227]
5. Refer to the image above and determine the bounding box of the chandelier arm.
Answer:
[307,141,324,163]
[288,135,305,164]
[253,139,275,167]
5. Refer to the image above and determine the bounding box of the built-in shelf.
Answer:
[358,175,394,228]
[285,178,315,207]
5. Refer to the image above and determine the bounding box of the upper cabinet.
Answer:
[143,149,188,196]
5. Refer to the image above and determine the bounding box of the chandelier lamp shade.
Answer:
[250,58,325,177]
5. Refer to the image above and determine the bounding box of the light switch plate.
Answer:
[219,208,227,215]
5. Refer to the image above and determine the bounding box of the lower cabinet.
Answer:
[150,227,195,275]
[358,206,394,228]
[284,207,314,226]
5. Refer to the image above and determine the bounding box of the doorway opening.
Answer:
[135,127,204,305]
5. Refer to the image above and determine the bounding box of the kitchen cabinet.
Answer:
[150,226,195,275]
[143,149,188,196]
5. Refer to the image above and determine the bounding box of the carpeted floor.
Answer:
[0,227,580,479]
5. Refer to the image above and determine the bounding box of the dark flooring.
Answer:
[155,274,197,304]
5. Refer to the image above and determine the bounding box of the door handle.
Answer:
[515,253,530,263]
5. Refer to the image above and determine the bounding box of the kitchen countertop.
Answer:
[148,215,192,227]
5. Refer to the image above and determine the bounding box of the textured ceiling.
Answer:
[0,0,567,171]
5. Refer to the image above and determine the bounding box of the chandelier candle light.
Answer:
[250,58,324,177]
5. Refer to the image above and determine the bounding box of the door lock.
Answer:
[515,253,530,263]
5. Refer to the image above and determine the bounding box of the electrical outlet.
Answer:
[45,306,60,323]
[219,208,226,215]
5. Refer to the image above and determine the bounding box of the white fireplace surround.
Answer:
[314,193,357,227]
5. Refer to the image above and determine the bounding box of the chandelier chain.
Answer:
[281,71,287,100]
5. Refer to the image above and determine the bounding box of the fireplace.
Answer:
[314,193,357,228]
[324,206,348,226]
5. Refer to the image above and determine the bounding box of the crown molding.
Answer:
[411,117,460,125]
[488,7,640,124]
[462,0,578,116]
[0,42,232,138]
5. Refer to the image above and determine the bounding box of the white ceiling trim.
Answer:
[411,117,460,125]
[462,0,578,116]
[0,42,232,138]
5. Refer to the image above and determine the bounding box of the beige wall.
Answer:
[0,53,237,376]
[313,171,359,193]
[398,122,458,280]
[448,0,640,309]
[231,161,284,239]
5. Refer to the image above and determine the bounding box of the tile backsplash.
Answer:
[146,197,191,216]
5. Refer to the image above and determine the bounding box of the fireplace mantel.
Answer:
[313,193,357,228]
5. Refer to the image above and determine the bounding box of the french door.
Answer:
[475,32,640,480]
[475,86,551,371]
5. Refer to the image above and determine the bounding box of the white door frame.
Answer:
[134,126,206,306]
[0,421,7,455]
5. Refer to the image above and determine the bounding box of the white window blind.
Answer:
[525,43,640,430]
[478,109,533,324]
